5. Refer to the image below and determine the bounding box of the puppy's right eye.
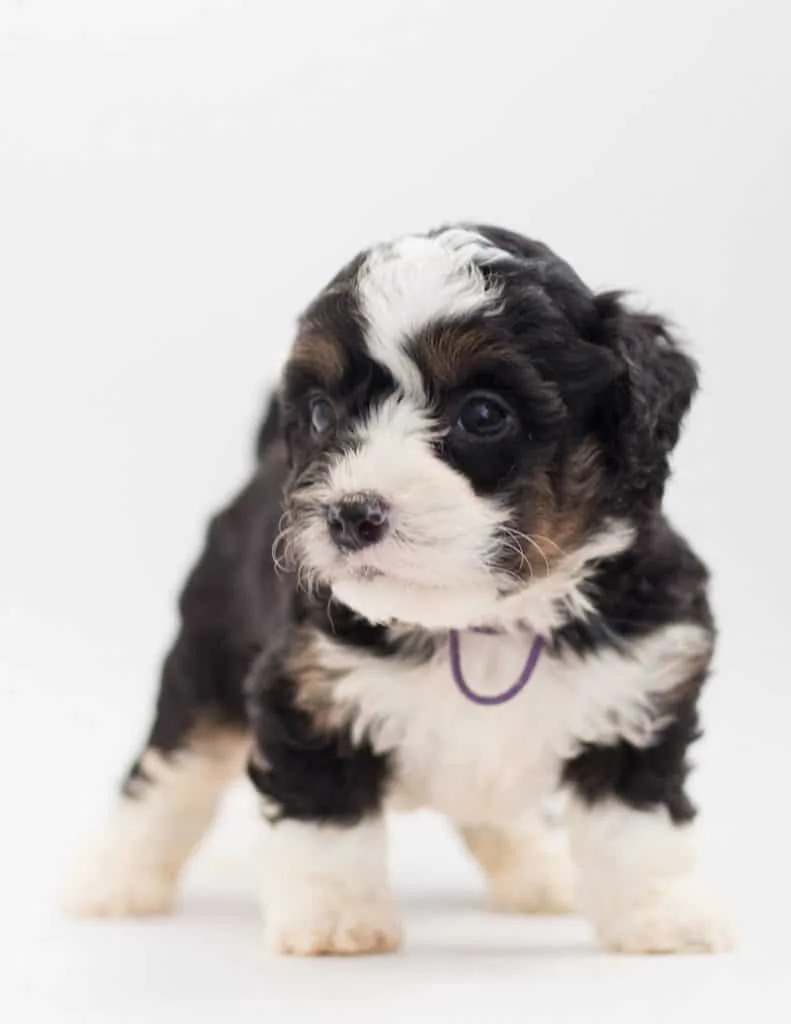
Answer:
[454,391,515,441]
[310,398,335,435]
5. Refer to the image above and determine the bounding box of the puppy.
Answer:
[65,224,734,956]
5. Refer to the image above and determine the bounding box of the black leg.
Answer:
[62,479,266,917]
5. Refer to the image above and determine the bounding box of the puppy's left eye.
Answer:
[455,392,514,440]
[310,397,335,435]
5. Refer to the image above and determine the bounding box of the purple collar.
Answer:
[448,628,544,706]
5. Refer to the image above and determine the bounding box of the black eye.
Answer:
[455,392,514,439]
[310,397,335,435]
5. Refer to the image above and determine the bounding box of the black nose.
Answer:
[326,495,390,552]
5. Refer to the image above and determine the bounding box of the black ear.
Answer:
[255,391,283,458]
[593,292,699,511]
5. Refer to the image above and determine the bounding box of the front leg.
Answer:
[247,645,402,957]
[567,797,733,954]
[564,713,735,954]
[261,816,401,956]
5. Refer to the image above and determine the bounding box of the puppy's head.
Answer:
[277,225,697,631]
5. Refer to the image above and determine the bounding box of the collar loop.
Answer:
[448,629,544,706]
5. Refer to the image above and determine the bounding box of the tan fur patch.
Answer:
[122,721,251,799]
[287,627,350,732]
[64,720,252,918]
[187,720,252,779]
[459,821,576,914]
[517,439,606,579]
[291,332,345,383]
[460,824,523,876]
[416,327,513,385]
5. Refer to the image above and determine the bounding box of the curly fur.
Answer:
[64,224,734,957]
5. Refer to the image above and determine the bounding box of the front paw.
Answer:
[266,893,403,956]
[62,855,176,918]
[594,878,737,954]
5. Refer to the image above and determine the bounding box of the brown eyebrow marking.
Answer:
[414,327,515,385]
[290,332,346,384]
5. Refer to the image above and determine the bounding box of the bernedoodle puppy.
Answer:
[65,225,734,957]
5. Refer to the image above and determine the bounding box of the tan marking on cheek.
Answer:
[518,440,606,575]
[290,332,346,384]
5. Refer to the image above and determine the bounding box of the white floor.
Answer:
[3,671,786,1023]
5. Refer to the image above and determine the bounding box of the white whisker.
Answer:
[500,526,554,575]
[529,534,569,558]
[523,535,551,575]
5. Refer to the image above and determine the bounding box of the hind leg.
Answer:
[458,811,576,915]
[63,617,252,918]
[64,730,249,918]
[62,477,272,917]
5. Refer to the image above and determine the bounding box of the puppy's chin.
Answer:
[331,574,503,631]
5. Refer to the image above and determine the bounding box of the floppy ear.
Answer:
[255,391,284,458]
[593,291,699,511]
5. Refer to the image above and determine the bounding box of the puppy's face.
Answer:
[278,226,697,630]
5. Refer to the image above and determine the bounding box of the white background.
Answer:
[1,1,789,1020]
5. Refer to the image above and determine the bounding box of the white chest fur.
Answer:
[319,624,708,826]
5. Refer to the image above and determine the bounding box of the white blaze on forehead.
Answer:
[328,394,460,500]
[356,228,505,397]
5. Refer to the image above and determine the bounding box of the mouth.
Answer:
[349,563,385,581]
[342,552,418,585]
[328,552,509,633]
[337,555,466,593]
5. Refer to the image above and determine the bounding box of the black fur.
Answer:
[255,392,282,457]
[122,444,289,793]
[563,690,703,824]
[123,223,711,837]
[552,513,713,657]
[554,518,712,820]
[246,640,391,825]
[590,292,700,517]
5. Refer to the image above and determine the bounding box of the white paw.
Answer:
[266,895,403,956]
[61,846,177,919]
[489,856,576,915]
[594,878,737,954]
